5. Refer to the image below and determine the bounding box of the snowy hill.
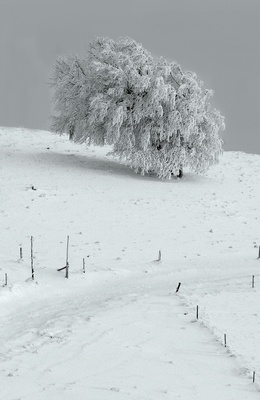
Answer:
[0,126,260,399]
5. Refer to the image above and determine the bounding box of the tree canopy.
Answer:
[51,37,225,179]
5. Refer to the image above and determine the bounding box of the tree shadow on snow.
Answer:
[18,147,208,184]
[39,150,149,180]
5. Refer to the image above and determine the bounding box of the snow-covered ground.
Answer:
[0,126,259,399]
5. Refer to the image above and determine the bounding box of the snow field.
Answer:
[0,127,260,399]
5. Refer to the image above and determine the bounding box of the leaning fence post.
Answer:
[175,282,181,293]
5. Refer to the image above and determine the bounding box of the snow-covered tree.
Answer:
[51,55,89,140]
[51,37,225,179]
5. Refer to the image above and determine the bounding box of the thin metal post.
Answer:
[65,236,69,279]
[31,236,34,280]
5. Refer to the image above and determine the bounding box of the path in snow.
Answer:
[1,272,259,400]
[0,127,260,399]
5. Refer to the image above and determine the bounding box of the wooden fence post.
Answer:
[175,282,181,293]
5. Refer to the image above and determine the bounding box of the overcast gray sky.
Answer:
[1,0,259,153]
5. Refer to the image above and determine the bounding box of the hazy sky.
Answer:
[1,0,259,153]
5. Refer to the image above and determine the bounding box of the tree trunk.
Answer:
[177,168,183,178]
[69,126,75,140]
